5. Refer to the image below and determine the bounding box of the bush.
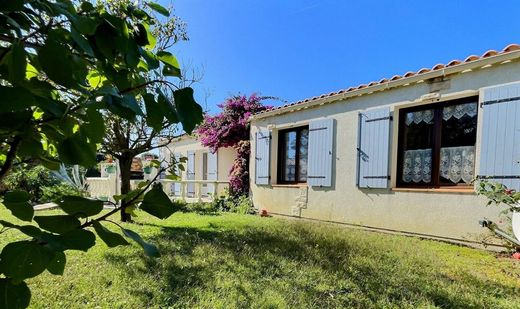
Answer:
[3,165,87,203]
[175,191,254,215]
[3,165,60,202]
[210,191,254,214]
[40,183,86,203]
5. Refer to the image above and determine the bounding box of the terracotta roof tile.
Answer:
[432,63,445,70]
[504,44,520,52]
[482,50,498,58]
[447,60,461,67]
[256,44,520,116]
[464,55,479,62]
[417,68,431,74]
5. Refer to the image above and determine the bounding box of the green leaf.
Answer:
[34,215,80,234]
[0,86,36,112]
[93,221,129,248]
[38,36,74,87]
[0,279,31,309]
[71,27,94,57]
[121,94,143,116]
[140,183,176,219]
[0,241,54,280]
[47,251,66,275]
[105,95,137,122]
[143,93,164,131]
[139,47,159,70]
[83,108,105,144]
[0,1,25,13]
[6,40,26,84]
[143,23,157,49]
[157,51,181,77]
[146,2,170,17]
[122,228,160,257]
[157,90,178,123]
[57,196,103,218]
[72,16,99,35]
[174,87,203,134]
[58,229,96,251]
[0,220,42,238]
[57,132,97,166]
[18,225,42,238]
[2,190,33,222]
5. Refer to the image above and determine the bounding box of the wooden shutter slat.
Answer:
[307,118,334,187]
[207,151,218,194]
[255,130,271,185]
[357,107,392,188]
[480,82,520,190]
[173,153,181,196]
[187,151,195,195]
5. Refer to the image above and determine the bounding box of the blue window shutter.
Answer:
[308,118,334,187]
[187,151,195,195]
[207,151,218,194]
[173,153,181,196]
[479,82,520,190]
[357,107,392,188]
[255,130,271,185]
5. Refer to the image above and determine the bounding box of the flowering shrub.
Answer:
[195,94,271,195]
[476,181,520,213]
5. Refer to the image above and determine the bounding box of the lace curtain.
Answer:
[405,103,477,126]
[405,109,434,125]
[402,149,432,183]
[442,103,477,121]
[402,146,475,184]
[440,146,475,184]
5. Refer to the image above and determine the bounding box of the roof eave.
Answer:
[250,50,520,121]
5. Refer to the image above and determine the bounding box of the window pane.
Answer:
[401,109,434,184]
[298,129,309,181]
[440,102,477,184]
[283,131,297,182]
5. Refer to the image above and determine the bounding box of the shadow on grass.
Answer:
[104,219,520,308]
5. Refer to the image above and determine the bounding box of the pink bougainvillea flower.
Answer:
[195,94,271,195]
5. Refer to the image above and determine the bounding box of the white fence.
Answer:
[87,176,229,203]
[160,179,230,203]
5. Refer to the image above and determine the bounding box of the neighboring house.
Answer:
[160,135,236,200]
[249,44,520,246]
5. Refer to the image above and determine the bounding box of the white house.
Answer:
[249,44,520,247]
[160,135,237,201]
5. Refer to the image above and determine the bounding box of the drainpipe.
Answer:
[479,219,520,247]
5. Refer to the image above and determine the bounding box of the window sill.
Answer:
[272,184,308,188]
[392,187,475,194]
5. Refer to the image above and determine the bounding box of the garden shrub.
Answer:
[40,183,87,203]
[3,165,87,203]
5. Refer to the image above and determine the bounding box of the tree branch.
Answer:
[0,136,22,181]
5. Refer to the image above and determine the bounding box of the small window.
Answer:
[278,126,309,183]
[397,97,478,187]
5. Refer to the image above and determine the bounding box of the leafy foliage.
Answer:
[0,0,201,307]
[3,165,86,203]
[476,181,520,213]
[195,94,271,195]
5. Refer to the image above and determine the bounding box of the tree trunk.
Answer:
[118,155,133,222]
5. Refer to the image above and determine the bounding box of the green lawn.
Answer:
[1,208,520,308]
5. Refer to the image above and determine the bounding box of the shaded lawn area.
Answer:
[1,208,520,308]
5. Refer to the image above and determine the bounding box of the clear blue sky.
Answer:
[169,0,520,114]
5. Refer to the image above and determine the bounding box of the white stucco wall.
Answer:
[250,59,520,244]
[163,136,237,195]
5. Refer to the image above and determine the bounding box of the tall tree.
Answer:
[0,1,202,307]
[98,0,203,222]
